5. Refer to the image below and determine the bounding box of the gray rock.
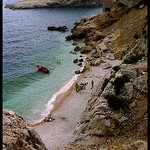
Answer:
[72,42,77,46]
[78,63,82,67]
[121,82,134,99]
[133,74,147,94]
[121,68,137,78]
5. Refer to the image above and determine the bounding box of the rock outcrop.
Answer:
[64,0,147,148]
[3,0,147,149]
[47,26,68,32]
[5,0,102,9]
[73,62,147,140]
[3,109,47,150]
[66,0,147,60]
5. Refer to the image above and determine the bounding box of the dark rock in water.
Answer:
[80,47,92,54]
[74,46,81,51]
[75,70,80,74]
[65,35,73,41]
[70,51,77,54]
[73,59,78,63]
[79,58,84,62]
[72,42,78,46]
[47,26,68,32]
[78,63,82,67]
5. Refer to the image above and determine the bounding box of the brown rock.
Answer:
[3,109,47,150]
[74,46,81,51]
[73,59,78,63]
[72,42,77,46]
[114,49,122,60]
[75,70,80,74]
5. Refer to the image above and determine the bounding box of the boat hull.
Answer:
[36,65,49,73]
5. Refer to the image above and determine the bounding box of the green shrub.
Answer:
[104,94,132,111]
[112,65,121,72]
[112,74,130,95]
[81,127,86,133]
[101,78,110,91]
[84,120,90,123]
[123,54,143,64]
[110,73,115,79]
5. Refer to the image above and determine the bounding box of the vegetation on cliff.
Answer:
[64,0,147,149]
[3,0,147,149]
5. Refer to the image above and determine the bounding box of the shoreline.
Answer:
[33,53,122,149]
[30,58,89,127]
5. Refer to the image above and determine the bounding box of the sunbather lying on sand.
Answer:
[44,114,55,122]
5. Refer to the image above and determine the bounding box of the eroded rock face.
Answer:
[5,0,102,9]
[73,63,147,143]
[66,0,147,148]
[3,109,47,150]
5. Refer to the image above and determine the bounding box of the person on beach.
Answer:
[44,114,55,122]
[48,114,55,122]
[44,117,48,122]
[82,82,88,90]
[91,80,94,89]
[79,84,84,94]
[75,83,79,92]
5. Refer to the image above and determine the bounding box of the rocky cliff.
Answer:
[3,0,147,149]
[3,109,47,150]
[5,0,102,9]
[65,0,147,149]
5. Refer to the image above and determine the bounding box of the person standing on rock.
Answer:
[91,80,94,89]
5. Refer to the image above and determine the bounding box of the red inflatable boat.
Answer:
[36,65,49,73]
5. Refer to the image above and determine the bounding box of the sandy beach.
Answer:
[33,53,121,150]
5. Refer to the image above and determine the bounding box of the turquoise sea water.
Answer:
[3,0,102,123]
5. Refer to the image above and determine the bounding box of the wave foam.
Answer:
[41,74,80,118]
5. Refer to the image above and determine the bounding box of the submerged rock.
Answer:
[73,58,78,63]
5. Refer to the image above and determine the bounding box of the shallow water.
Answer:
[3,0,102,123]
